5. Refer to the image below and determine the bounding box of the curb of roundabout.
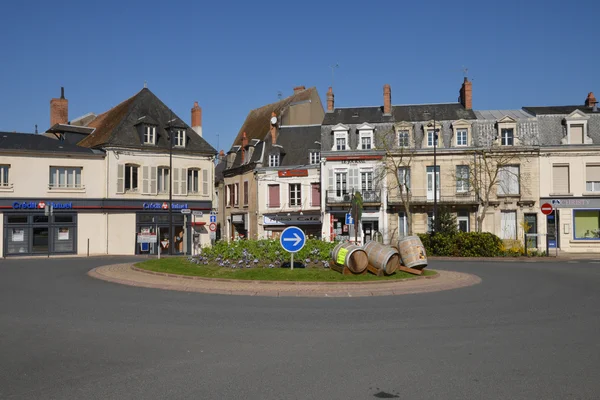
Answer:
[88,263,482,297]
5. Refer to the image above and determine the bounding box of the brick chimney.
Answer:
[327,87,334,113]
[270,112,278,145]
[585,92,597,108]
[293,86,306,94]
[191,101,202,137]
[241,132,248,163]
[383,84,392,115]
[50,87,68,126]
[219,150,225,164]
[459,77,473,110]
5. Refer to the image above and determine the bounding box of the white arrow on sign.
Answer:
[283,233,302,247]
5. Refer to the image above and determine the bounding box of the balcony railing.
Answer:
[326,189,381,204]
[388,188,477,205]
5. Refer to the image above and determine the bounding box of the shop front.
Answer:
[262,212,321,239]
[541,197,600,253]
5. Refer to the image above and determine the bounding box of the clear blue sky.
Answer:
[1,0,598,152]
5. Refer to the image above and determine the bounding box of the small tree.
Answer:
[436,206,458,235]
[351,191,363,244]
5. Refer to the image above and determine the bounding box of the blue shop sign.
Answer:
[142,202,189,210]
[12,201,72,210]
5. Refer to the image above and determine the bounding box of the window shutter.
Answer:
[117,164,124,194]
[180,168,187,195]
[150,166,157,195]
[269,185,280,207]
[510,166,519,194]
[552,165,569,194]
[570,125,584,144]
[235,183,239,205]
[328,168,334,191]
[244,181,249,205]
[497,168,507,195]
[586,165,600,181]
[173,168,180,195]
[142,166,149,194]
[311,183,320,207]
[202,169,208,196]
[350,168,359,193]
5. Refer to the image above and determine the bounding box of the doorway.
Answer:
[524,213,538,250]
[362,220,379,243]
[426,166,440,201]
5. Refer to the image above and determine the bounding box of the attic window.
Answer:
[352,112,359,118]
[174,129,186,147]
[269,154,280,167]
[144,126,156,145]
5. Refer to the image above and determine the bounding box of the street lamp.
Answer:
[168,112,173,255]
[424,110,438,235]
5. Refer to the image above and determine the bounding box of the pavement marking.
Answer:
[88,263,482,298]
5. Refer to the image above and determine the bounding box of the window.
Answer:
[398,212,407,237]
[158,167,170,193]
[398,130,410,147]
[309,152,320,165]
[335,172,347,197]
[397,167,410,192]
[497,165,520,195]
[269,154,280,167]
[361,171,373,191]
[457,210,469,232]
[456,165,470,193]
[501,128,514,146]
[336,137,347,151]
[586,165,600,192]
[0,165,9,187]
[456,129,468,146]
[332,125,350,151]
[144,126,156,145]
[243,181,249,205]
[552,165,570,194]
[268,184,280,207]
[311,183,320,207]
[500,211,517,240]
[125,164,139,192]
[234,183,239,205]
[187,169,199,193]
[289,183,301,206]
[427,130,439,147]
[361,136,372,150]
[227,184,234,207]
[49,167,82,189]
[174,129,186,147]
[574,210,600,239]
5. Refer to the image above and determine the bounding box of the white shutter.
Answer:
[328,168,334,191]
[150,166,157,195]
[173,168,180,195]
[180,168,188,195]
[202,169,208,195]
[142,166,149,194]
[350,168,359,193]
[117,164,124,194]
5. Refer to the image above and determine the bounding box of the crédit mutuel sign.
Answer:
[12,201,72,209]
[142,202,189,210]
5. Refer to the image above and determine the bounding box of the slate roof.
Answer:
[522,106,599,115]
[475,109,536,120]
[232,87,318,146]
[264,125,322,167]
[322,103,476,125]
[77,88,216,154]
[214,161,226,184]
[0,132,102,155]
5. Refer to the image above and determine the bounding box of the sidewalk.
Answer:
[88,263,481,298]
[429,252,600,263]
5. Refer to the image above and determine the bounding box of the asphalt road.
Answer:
[1,256,599,400]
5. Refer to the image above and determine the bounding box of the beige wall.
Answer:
[77,213,108,255]
[107,213,136,255]
[222,170,256,240]
[0,215,3,257]
[0,152,105,199]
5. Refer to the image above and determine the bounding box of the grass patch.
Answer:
[135,258,436,282]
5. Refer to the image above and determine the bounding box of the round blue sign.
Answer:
[279,226,306,253]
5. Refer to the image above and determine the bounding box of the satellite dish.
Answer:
[270,116,278,125]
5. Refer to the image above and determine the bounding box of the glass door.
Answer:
[427,166,440,201]
[524,213,538,250]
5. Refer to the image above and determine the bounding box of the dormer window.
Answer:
[563,110,592,145]
[427,130,439,147]
[395,122,413,148]
[357,123,375,150]
[451,120,472,148]
[269,154,280,167]
[143,126,156,145]
[174,129,186,147]
[331,123,349,151]
[309,151,320,165]
[501,128,514,146]
[398,130,410,147]
[456,129,468,146]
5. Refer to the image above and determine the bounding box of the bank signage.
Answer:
[543,198,600,209]
[142,202,189,210]
[263,214,321,226]
[12,201,72,210]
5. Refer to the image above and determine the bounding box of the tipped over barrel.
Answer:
[398,236,428,269]
[363,241,399,275]
[330,242,368,273]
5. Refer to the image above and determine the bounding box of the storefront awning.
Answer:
[191,222,206,226]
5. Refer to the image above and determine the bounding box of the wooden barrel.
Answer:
[397,236,428,269]
[363,241,399,274]
[330,242,368,273]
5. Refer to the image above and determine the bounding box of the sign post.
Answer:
[279,226,306,270]
[541,203,554,257]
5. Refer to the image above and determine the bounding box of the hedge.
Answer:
[418,232,504,257]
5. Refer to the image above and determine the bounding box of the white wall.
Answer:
[107,213,136,255]
[78,213,108,255]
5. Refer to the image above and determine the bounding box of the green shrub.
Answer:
[418,232,503,257]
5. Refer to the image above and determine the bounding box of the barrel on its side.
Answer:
[363,241,399,275]
[330,242,368,273]
[398,236,428,269]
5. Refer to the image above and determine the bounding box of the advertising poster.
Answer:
[58,227,69,241]
[12,228,24,242]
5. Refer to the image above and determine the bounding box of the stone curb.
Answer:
[88,263,481,298]
[130,266,440,285]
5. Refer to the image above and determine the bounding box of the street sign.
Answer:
[280,226,306,253]
[137,234,157,243]
[541,203,553,215]
[210,210,217,216]
[209,222,217,232]
[192,211,203,217]
[209,215,217,223]
[181,208,192,214]
[161,240,169,248]
[345,213,354,225]
[209,231,216,240]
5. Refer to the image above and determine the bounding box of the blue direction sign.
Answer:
[345,213,354,225]
[210,215,217,223]
[279,226,306,253]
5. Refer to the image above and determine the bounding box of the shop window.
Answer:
[49,167,82,189]
[33,215,49,224]
[54,215,74,223]
[574,210,600,239]
[7,215,28,224]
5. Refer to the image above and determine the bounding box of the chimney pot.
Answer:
[326,87,335,113]
[293,86,306,94]
[383,84,392,115]
[585,92,597,108]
